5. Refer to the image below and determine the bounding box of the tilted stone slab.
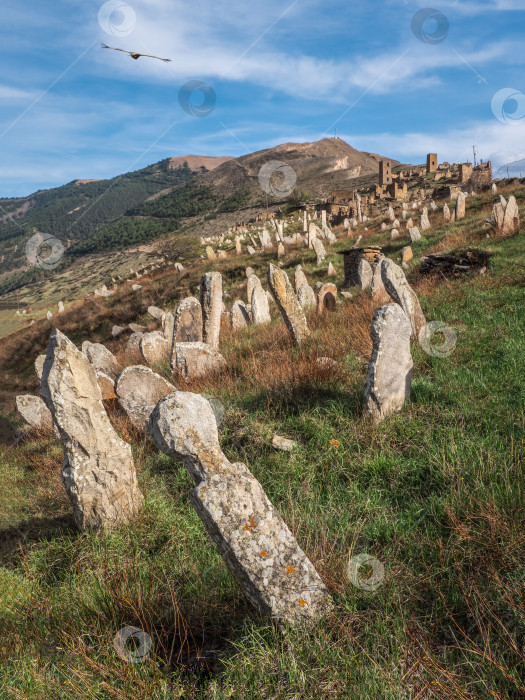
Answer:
[267,264,310,346]
[173,342,227,381]
[502,195,519,234]
[40,330,143,529]
[380,258,426,339]
[96,371,116,400]
[126,332,143,358]
[364,304,413,422]
[116,365,176,433]
[148,306,165,321]
[247,274,261,305]
[149,392,332,625]
[357,259,373,290]
[200,272,222,349]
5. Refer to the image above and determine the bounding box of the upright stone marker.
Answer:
[312,237,326,264]
[364,304,413,422]
[455,193,466,220]
[380,259,426,338]
[294,265,308,293]
[150,392,332,625]
[173,297,203,345]
[200,272,222,349]
[317,283,338,314]
[116,366,176,433]
[230,300,251,331]
[267,264,310,345]
[251,284,271,324]
[41,330,143,529]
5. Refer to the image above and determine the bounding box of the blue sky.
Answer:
[1,0,524,197]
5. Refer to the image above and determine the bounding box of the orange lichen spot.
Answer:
[260,551,267,556]
[286,566,295,574]
[244,523,251,531]
[299,599,306,608]
[244,516,258,532]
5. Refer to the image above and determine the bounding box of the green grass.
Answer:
[0,187,524,699]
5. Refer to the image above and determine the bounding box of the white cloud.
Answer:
[0,85,38,100]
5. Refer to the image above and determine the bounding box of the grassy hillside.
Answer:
[0,184,523,699]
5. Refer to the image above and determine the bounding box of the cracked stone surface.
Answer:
[380,258,426,339]
[16,394,53,432]
[116,365,176,433]
[267,264,310,346]
[81,342,120,380]
[364,304,413,422]
[149,392,332,625]
[140,331,169,366]
[173,342,227,381]
[40,330,143,529]
[200,272,222,349]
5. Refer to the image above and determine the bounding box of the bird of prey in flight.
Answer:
[101,43,172,62]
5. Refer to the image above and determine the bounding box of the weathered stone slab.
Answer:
[455,193,466,220]
[173,342,227,381]
[267,264,310,345]
[357,259,373,290]
[409,227,421,242]
[162,312,174,346]
[294,265,308,293]
[420,207,431,231]
[126,332,143,358]
[297,283,316,309]
[41,330,143,529]
[140,331,169,365]
[116,365,176,433]
[247,274,261,305]
[200,272,222,349]
[230,300,251,331]
[129,323,147,333]
[327,262,336,276]
[16,394,53,432]
[370,264,390,305]
[149,392,332,624]
[81,342,120,379]
[380,258,426,338]
[501,195,519,234]
[364,304,413,422]
[173,297,203,357]
[148,306,165,321]
[317,283,337,314]
[251,283,271,324]
[312,237,326,264]
[443,204,450,222]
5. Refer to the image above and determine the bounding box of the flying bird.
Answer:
[101,43,172,62]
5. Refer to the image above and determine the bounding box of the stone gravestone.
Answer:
[172,342,227,381]
[41,330,143,529]
[312,237,326,265]
[200,272,222,350]
[247,274,261,304]
[173,297,203,346]
[116,365,176,433]
[455,193,466,220]
[409,227,421,242]
[357,259,373,290]
[251,283,271,324]
[443,204,450,222]
[267,264,310,346]
[364,304,413,422]
[140,331,169,365]
[317,283,338,315]
[230,300,251,331]
[420,207,431,231]
[294,265,308,293]
[150,392,332,625]
[380,259,426,339]
[297,283,316,309]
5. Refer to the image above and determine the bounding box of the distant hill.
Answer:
[0,139,396,295]
[495,158,525,179]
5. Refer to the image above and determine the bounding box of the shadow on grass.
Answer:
[0,514,76,566]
